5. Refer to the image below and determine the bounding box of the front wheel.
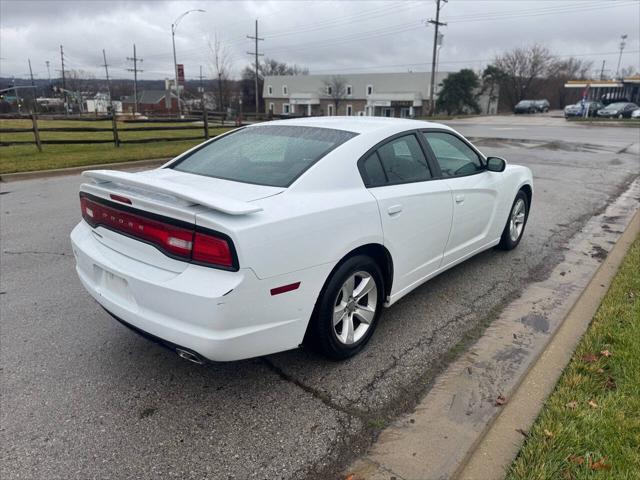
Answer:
[306,255,384,359]
[497,190,529,250]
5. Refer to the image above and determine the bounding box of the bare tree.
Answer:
[260,58,308,76]
[321,75,348,114]
[65,69,95,96]
[494,45,555,108]
[63,69,95,112]
[548,56,593,107]
[208,34,232,111]
[620,65,638,78]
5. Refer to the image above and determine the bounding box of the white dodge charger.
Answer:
[71,117,533,363]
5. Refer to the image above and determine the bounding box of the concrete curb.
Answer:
[458,208,640,480]
[0,158,169,182]
[346,178,640,480]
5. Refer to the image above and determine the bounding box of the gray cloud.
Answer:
[1,0,638,82]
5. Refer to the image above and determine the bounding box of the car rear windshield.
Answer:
[172,125,357,187]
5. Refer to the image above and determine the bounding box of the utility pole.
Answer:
[247,19,264,114]
[171,9,206,117]
[60,45,67,114]
[427,0,447,116]
[102,49,112,105]
[28,58,38,113]
[199,65,205,111]
[615,34,627,79]
[600,60,606,80]
[127,44,143,115]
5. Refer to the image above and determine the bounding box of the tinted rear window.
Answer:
[172,125,357,187]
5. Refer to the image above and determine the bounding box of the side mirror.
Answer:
[486,156,507,172]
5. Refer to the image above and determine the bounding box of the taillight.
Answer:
[192,232,233,268]
[80,194,236,270]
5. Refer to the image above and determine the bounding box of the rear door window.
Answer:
[374,134,432,184]
[361,152,388,187]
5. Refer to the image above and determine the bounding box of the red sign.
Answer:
[177,64,185,83]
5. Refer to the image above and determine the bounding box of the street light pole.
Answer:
[615,34,628,79]
[172,9,205,117]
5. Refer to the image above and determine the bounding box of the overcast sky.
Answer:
[1,0,638,82]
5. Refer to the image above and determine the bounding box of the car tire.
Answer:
[497,190,529,250]
[306,255,384,360]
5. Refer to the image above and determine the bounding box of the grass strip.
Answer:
[507,235,640,479]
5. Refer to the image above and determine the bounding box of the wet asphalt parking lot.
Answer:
[1,116,639,479]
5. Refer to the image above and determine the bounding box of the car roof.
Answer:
[248,116,453,135]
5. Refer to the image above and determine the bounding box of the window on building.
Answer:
[282,85,288,95]
[267,85,273,96]
[326,85,333,95]
[346,85,352,96]
[367,85,373,95]
[283,103,290,114]
[269,103,274,113]
[421,131,483,177]
[327,104,334,116]
[346,105,353,116]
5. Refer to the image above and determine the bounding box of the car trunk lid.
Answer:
[79,168,283,269]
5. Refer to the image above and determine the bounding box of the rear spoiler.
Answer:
[82,170,263,216]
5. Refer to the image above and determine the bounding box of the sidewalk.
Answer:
[345,180,639,480]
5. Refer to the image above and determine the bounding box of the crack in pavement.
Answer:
[260,357,370,421]
[3,250,68,256]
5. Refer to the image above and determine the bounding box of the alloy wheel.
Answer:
[509,198,526,242]
[332,271,378,345]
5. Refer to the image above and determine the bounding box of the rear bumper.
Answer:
[71,221,328,361]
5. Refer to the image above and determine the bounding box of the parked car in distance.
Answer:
[596,102,639,118]
[564,101,604,118]
[631,108,640,119]
[601,93,630,105]
[533,99,550,112]
[514,100,537,114]
[71,117,533,363]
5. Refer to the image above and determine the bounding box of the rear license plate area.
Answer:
[94,265,136,307]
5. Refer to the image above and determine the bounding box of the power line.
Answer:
[447,1,637,23]
[246,19,264,113]
[126,44,143,115]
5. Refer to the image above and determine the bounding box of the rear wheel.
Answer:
[306,255,384,359]
[498,190,529,250]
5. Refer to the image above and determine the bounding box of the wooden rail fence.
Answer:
[0,111,227,150]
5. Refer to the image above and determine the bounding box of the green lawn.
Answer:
[0,119,231,173]
[507,236,640,480]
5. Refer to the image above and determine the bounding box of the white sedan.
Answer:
[71,117,533,362]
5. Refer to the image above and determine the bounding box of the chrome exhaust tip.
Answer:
[176,348,206,365]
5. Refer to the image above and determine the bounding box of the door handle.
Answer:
[387,204,403,216]
[455,194,465,204]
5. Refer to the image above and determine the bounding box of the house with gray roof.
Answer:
[262,72,498,118]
